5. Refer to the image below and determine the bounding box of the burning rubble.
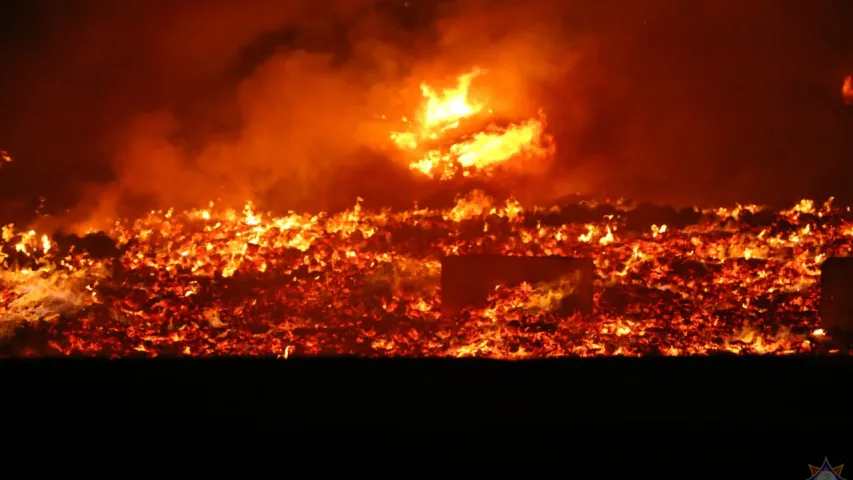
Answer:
[1,192,851,359]
[1,64,852,360]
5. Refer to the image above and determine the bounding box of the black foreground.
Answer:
[2,356,852,430]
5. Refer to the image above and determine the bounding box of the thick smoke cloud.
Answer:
[549,0,853,207]
[0,0,852,231]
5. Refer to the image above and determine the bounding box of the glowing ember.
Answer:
[844,75,853,106]
[1,191,851,358]
[0,150,11,167]
[390,68,554,179]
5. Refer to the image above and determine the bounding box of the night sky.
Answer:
[0,0,852,227]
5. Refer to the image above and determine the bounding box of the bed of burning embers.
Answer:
[1,190,851,359]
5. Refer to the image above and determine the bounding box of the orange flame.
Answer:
[390,68,554,179]
[843,75,853,106]
[1,192,850,358]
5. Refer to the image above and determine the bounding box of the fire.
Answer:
[844,75,853,106]
[390,68,554,179]
[0,150,11,167]
[1,190,851,358]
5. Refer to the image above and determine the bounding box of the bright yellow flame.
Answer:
[390,68,553,179]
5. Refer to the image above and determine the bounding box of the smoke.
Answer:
[33,0,432,228]
[21,0,579,231]
[1,0,852,232]
[544,0,853,207]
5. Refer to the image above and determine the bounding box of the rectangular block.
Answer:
[440,255,594,316]
[821,256,853,334]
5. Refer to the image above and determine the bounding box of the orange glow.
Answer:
[0,192,850,358]
[844,75,853,106]
[390,68,554,180]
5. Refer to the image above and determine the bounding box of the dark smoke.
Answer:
[545,0,853,208]
[0,0,852,231]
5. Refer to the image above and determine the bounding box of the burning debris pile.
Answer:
[1,66,852,359]
[388,68,554,180]
[1,192,851,358]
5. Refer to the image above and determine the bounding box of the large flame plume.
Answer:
[389,68,554,179]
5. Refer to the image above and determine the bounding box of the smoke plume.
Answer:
[0,0,852,232]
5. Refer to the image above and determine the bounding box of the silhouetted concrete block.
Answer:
[820,257,853,334]
[440,255,594,316]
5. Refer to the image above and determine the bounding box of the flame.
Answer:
[390,68,554,179]
[1,190,850,358]
[844,75,853,106]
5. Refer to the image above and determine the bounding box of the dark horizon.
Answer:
[1,0,852,228]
